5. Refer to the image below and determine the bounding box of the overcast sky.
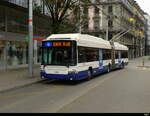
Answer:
[135,0,150,15]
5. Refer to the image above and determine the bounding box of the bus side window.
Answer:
[78,47,86,63]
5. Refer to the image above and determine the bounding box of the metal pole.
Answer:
[106,26,108,40]
[113,29,130,42]
[106,17,109,40]
[79,0,81,34]
[28,0,33,77]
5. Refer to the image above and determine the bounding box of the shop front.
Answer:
[7,41,28,67]
[0,39,42,70]
[0,41,5,69]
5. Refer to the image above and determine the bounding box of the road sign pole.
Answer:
[28,0,33,77]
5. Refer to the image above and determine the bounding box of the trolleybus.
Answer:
[40,34,128,81]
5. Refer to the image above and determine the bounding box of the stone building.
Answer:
[144,13,150,56]
[80,0,146,59]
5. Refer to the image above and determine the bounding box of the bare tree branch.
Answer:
[43,0,78,33]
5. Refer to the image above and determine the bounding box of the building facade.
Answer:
[80,0,146,59]
[0,0,51,70]
[144,13,150,56]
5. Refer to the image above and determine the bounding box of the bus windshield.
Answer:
[41,41,77,66]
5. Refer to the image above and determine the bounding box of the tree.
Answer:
[43,0,78,34]
[33,0,42,14]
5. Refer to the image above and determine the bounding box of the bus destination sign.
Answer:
[43,41,71,47]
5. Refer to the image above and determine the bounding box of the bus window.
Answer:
[115,51,119,59]
[42,41,77,66]
[78,46,99,63]
[103,49,111,60]
[121,50,128,58]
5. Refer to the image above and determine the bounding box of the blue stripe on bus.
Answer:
[40,62,128,80]
[40,66,109,80]
[40,72,76,80]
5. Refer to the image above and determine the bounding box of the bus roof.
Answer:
[45,33,128,50]
[114,42,128,51]
[45,33,111,49]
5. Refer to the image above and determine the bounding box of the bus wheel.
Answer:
[107,64,111,73]
[87,70,93,81]
[107,67,110,73]
[121,62,125,69]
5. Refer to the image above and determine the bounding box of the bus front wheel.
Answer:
[121,62,125,69]
[87,69,93,81]
[107,64,111,73]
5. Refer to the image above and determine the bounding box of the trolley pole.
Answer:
[28,0,33,77]
[106,26,108,40]
[79,0,82,34]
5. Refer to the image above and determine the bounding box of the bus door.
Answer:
[118,51,121,64]
[99,49,103,69]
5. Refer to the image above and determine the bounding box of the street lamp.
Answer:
[110,17,135,42]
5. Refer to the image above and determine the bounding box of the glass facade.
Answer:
[33,15,51,36]
[0,41,5,68]
[0,5,5,31]
[7,41,28,66]
[0,2,49,70]
[5,0,28,8]
[7,7,28,34]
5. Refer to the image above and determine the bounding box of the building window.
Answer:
[95,7,99,15]
[0,41,5,68]
[108,33,113,40]
[83,7,88,14]
[108,5,113,14]
[108,20,113,28]
[0,5,5,31]
[94,20,100,30]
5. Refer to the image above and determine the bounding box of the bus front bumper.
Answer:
[40,72,77,80]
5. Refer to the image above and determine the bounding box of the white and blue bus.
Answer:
[40,34,128,81]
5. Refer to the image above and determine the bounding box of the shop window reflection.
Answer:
[7,41,27,66]
[0,47,4,67]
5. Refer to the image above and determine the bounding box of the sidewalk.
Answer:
[0,65,44,93]
[129,56,150,68]
[0,56,150,93]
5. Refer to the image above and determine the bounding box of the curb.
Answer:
[0,79,48,94]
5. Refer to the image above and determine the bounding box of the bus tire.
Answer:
[107,64,111,73]
[121,62,125,69]
[87,69,93,81]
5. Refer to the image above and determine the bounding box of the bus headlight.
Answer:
[40,65,44,71]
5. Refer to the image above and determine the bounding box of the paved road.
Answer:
[0,59,150,113]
